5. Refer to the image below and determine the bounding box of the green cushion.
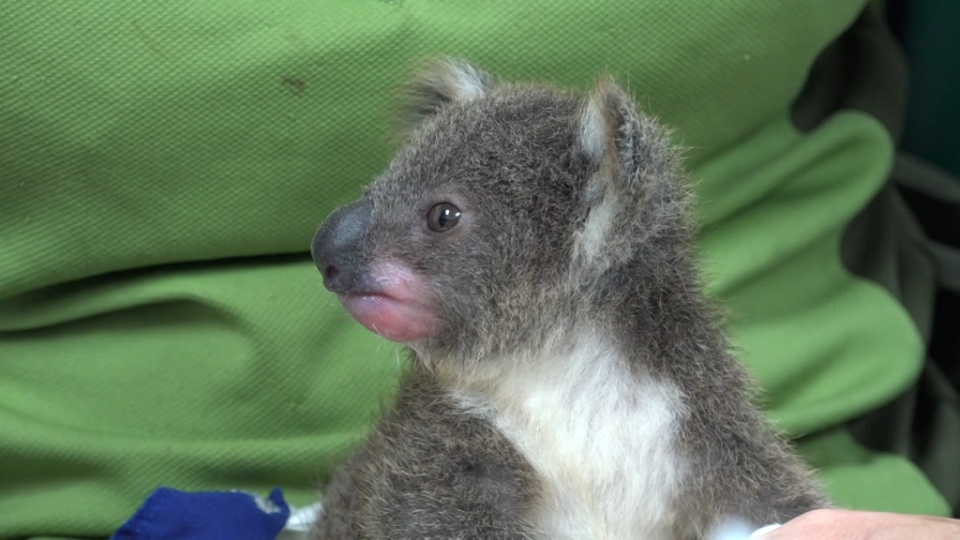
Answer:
[0,1,947,537]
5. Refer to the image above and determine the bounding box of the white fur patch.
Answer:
[576,190,618,263]
[450,331,687,539]
[579,96,608,163]
[447,62,488,101]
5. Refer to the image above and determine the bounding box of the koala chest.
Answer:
[451,341,688,540]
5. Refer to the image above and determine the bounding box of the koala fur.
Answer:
[310,59,829,540]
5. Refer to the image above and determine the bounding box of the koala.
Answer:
[309,60,830,540]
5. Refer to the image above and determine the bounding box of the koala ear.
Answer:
[573,75,676,268]
[403,58,494,124]
[577,75,652,191]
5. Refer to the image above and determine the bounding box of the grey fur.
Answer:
[310,59,829,540]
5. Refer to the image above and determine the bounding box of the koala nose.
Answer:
[312,198,373,294]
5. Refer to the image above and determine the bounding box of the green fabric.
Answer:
[697,112,922,432]
[798,426,947,513]
[0,1,948,538]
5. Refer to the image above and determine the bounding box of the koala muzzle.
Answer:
[312,198,373,294]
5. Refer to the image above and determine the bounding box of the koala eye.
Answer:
[427,202,462,232]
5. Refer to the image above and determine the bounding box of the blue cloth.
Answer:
[110,487,291,540]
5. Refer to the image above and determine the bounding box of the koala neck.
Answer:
[424,320,621,391]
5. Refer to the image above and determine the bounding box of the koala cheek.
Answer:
[338,260,440,343]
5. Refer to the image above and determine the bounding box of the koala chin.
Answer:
[310,59,830,540]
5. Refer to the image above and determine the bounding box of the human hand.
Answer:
[761,509,960,539]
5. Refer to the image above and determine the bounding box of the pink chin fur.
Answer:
[339,261,439,343]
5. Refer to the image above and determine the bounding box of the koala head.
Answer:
[312,60,687,369]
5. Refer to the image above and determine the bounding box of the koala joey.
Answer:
[310,60,829,539]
